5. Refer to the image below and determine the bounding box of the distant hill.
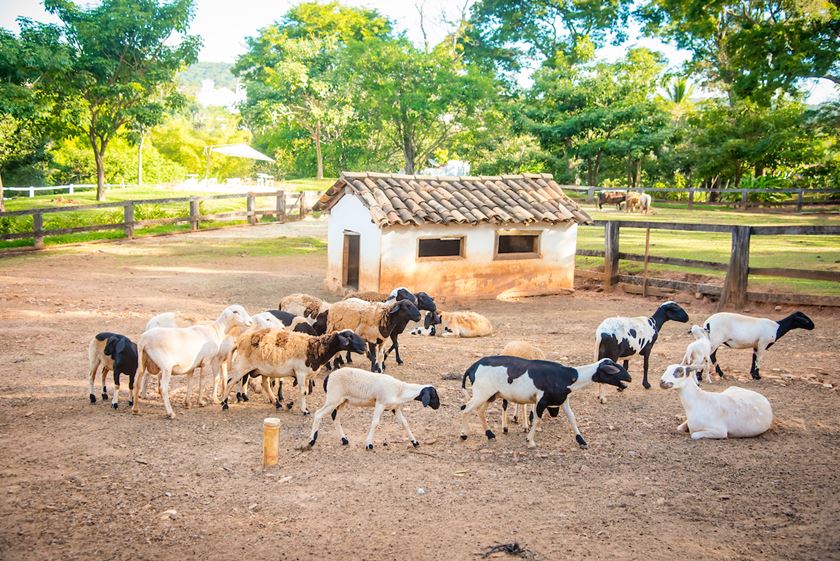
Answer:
[178,62,237,94]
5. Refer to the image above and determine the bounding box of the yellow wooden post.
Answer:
[263,417,281,467]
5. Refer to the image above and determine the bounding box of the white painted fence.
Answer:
[2,183,132,199]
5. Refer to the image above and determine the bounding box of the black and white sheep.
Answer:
[704,311,815,380]
[594,300,689,402]
[381,287,437,367]
[460,356,631,448]
[87,332,139,409]
[307,367,441,449]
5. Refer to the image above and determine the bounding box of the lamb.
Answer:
[639,193,652,214]
[266,310,326,336]
[703,311,815,380]
[216,312,287,403]
[220,329,367,415]
[500,340,546,432]
[410,310,492,338]
[460,357,631,448]
[133,305,254,418]
[87,332,139,409]
[682,325,712,383]
[597,191,626,210]
[595,300,689,403]
[307,367,440,450]
[660,364,773,439]
[327,298,420,372]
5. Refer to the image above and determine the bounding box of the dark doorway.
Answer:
[342,232,360,289]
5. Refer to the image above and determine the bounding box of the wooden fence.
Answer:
[0,189,308,248]
[576,220,840,308]
[564,185,840,211]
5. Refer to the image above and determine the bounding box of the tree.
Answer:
[19,0,200,200]
[235,2,391,179]
[522,48,670,186]
[464,0,630,73]
[346,38,496,173]
[637,0,840,104]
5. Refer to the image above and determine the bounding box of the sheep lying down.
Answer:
[660,364,773,440]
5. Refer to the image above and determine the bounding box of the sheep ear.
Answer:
[115,338,127,354]
[674,366,686,378]
[420,388,431,407]
[600,362,621,375]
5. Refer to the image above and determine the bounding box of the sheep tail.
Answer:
[461,361,480,389]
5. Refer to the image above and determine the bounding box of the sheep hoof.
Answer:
[460,435,467,440]
[598,396,608,404]
[302,411,310,416]
[512,416,518,423]
[366,443,374,450]
[101,392,109,401]
[198,399,207,407]
[286,402,294,410]
[128,400,133,407]
[221,401,229,411]
[576,435,588,449]
[89,394,96,404]
[527,442,537,449]
[751,371,761,380]
[340,437,349,446]
[112,403,118,410]
[642,381,651,389]
[485,429,495,440]
[503,427,508,434]
[274,400,282,409]
[167,413,176,420]
[396,359,404,365]
[241,394,249,402]
[411,440,419,448]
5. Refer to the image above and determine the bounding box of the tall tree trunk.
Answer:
[634,158,642,188]
[89,131,107,201]
[314,121,324,180]
[402,131,416,174]
[754,163,764,177]
[137,133,145,187]
[0,171,4,213]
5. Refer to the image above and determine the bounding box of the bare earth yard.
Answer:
[0,224,838,561]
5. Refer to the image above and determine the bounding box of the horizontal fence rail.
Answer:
[575,220,840,308]
[0,190,310,248]
[563,185,840,211]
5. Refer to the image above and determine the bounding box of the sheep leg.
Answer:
[296,370,310,415]
[332,403,349,445]
[212,361,224,404]
[367,342,381,373]
[197,364,208,407]
[710,348,726,378]
[395,407,419,447]
[308,398,344,447]
[132,367,144,415]
[111,368,121,410]
[750,347,764,380]
[704,358,712,384]
[220,369,248,410]
[562,402,587,449]
[502,400,509,434]
[459,388,495,440]
[478,401,495,439]
[598,383,607,404]
[388,332,403,365]
[677,421,689,432]
[364,403,386,450]
[690,428,727,440]
[345,350,353,364]
[526,410,540,448]
[259,376,278,405]
[88,360,100,403]
[160,370,175,419]
[184,369,194,409]
[642,351,651,389]
[99,365,109,401]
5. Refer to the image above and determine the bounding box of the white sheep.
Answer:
[278,293,330,321]
[410,310,493,338]
[220,329,367,415]
[133,305,253,418]
[660,364,773,439]
[500,340,546,432]
[327,297,420,372]
[682,325,712,383]
[704,311,815,380]
[307,367,440,449]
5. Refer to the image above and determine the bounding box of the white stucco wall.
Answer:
[325,193,381,292]
[378,222,579,298]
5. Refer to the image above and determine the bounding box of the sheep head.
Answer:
[660,364,698,390]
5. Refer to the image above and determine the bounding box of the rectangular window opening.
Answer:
[418,237,464,259]
[496,231,541,259]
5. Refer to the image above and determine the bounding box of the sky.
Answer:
[1,0,836,103]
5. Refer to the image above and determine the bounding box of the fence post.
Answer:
[276,189,286,223]
[29,186,34,198]
[587,185,595,204]
[796,188,804,212]
[33,212,44,249]
[299,192,306,220]
[247,193,257,225]
[604,221,620,290]
[687,187,694,209]
[189,198,200,231]
[123,202,134,239]
[719,226,751,310]
[740,189,748,210]
[69,184,74,195]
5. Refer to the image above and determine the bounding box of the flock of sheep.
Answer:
[86,287,815,451]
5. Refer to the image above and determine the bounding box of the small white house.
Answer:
[313,172,592,299]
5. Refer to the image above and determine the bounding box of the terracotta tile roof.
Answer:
[313,172,592,227]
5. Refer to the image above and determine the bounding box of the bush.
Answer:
[720,175,790,204]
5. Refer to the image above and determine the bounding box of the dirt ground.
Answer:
[1,224,838,561]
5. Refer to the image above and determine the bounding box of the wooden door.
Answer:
[342,232,360,289]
